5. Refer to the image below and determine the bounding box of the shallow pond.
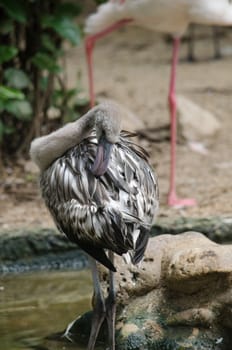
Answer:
[0,269,104,350]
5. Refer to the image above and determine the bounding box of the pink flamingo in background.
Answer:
[85,0,232,207]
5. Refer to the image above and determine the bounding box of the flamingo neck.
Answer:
[30,102,121,171]
[30,111,95,171]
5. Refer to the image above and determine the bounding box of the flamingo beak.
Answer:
[91,135,113,177]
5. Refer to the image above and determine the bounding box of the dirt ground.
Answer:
[1,23,232,231]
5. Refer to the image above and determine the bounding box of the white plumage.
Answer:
[85,0,232,36]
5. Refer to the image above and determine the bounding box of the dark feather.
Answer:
[132,227,150,265]
[77,240,116,272]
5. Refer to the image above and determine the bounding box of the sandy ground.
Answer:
[1,23,232,231]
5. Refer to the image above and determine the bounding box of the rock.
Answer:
[177,95,221,142]
[69,232,232,349]
[111,231,232,299]
[158,231,232,293]
[188,140,209,154]
[115,233,232,349]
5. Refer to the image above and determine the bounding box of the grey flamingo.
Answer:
[85,0,232,207]
[30,101,159,350]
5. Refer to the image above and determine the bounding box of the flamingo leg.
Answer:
[88,257,106,350]
[168,37,197,207]
[88,253,117,350]
[105,251,116,350]
[85,19,133,107]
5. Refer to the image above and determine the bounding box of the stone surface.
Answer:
[177,95,221,142]
[108,232,232,301]
[67,232,232,349]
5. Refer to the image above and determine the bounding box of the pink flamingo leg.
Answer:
[85,18,133,107]
[168,37,196,207]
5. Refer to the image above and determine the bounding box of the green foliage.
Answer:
[31,52,62,73]
[4,100,32,120]
[0,0,27,23]
[4,68,31,89]
[0,45,18,64]
[0,86,24,100]
[0,0,89,161]
[42,15,81,45]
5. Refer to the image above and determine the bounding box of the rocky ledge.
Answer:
[64,231,232,350]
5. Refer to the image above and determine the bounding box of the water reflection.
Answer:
[0,269,101,350]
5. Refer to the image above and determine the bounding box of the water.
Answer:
[0,269,101,350]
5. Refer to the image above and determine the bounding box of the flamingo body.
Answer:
[85,0,232,36]
[39,131,158,271]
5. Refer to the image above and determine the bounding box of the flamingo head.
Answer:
[91,102,121,177]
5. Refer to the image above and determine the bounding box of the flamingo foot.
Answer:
[168,193,197,208]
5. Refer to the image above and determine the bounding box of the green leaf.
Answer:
[31,52,61,73]
[0,86,24,101]
[41,34,57,53]
[42,16,81,45]
[65,88,79,100]
[0,99,5,112]
[5,100,32,120]
[0,0,27,23]
[4,68,31,89]
[0,45,18,64]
